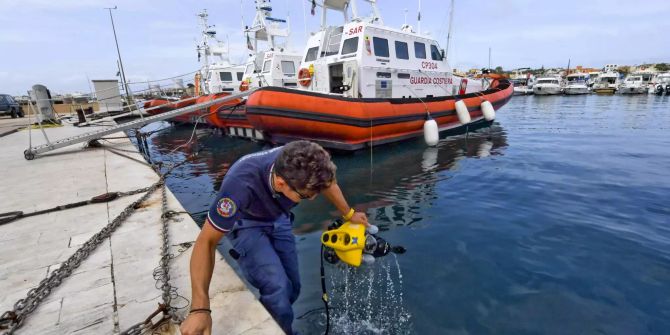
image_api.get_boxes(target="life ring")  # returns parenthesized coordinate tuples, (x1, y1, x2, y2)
(239, 80, 249, 91)
(298, 68, 312, 87)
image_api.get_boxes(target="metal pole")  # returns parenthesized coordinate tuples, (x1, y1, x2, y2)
(445, 0, 454, 61)
(105, 6, 132, 105)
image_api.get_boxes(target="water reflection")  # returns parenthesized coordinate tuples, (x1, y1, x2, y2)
(137, 121, 508, 233)
(320, 125, 508, 233)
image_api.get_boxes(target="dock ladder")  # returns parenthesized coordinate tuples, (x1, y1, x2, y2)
(23, 89, 256, 160)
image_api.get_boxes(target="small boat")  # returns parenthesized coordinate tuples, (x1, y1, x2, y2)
(533, 76, 562, 95)
(563, 73, 590, 95)
(619, 72, 654, 94)
(653, 73, 670, 95)
(592, 71, 619, 94)
(510, 68, 535, 95)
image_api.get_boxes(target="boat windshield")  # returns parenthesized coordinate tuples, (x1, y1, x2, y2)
(304, 47, 319, 62)
(538, 79, 558, 84)
(244, 63, 254, 76)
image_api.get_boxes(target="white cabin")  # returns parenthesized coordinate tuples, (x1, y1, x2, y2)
(207, 66, 245, 93)
(240, 0, 303, 90)
(243, 51, 302, 89)
(295, 0, 483, 99)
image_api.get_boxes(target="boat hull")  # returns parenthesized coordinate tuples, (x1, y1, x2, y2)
(143, 99, 173, 115)
(514, 87, 533, 95)
(564, 86, 589, 95)
(619, 86, 648, 95)
(245, 79, 513, 150)
(533, 86, 561, 95)
(593, 87, 616, 94)
(170, 93, 239, 125)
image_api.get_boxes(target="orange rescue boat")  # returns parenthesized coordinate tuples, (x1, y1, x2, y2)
(245, 79, 513, 150)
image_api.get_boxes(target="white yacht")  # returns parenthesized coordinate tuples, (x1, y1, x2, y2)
(587, 71, 600, 88)
(619, 72, 654, 94)
(196, 10, 245, 94)
(563, 73, 590, 95)
(533, 76, 562, 95)
(592, 71, 620, 94)
(239, 0, 303, 91)
(653, 73, 670, 95)
(510, 69, 535, 95)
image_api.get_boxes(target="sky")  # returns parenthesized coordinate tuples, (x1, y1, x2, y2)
(1, 0, 669, 95)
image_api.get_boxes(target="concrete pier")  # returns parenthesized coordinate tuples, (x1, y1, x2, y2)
(0, 117, 283, 334)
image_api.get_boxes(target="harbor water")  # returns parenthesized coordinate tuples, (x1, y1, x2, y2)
(134, 94, 670, 334)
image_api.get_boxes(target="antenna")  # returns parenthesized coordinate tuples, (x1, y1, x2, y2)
(404, 8, 408, 25)
(417, 0, 421, 34)
(445, 0, 454, 61)
(488, 47, 491, 70)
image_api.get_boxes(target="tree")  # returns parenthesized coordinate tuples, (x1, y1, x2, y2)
(655, 63, 670, 72)
(617, 66, 631, 76)
(495, 66, 503, 73)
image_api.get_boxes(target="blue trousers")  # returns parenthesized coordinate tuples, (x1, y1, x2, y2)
(228, 215, 300, 335)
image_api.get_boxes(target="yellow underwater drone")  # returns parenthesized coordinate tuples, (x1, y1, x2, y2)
(320, 220, 405, 267)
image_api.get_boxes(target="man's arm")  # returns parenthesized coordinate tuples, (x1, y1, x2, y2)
(321, 182, 368, 225)
(180, 219, 225, 335)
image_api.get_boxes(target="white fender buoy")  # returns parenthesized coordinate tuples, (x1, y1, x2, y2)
(455, 100, 471, 125)
(423, 117, 439, 146)
(481, 100, 496, 121)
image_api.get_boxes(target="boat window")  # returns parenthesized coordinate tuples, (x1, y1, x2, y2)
(237, 72, 243, 81)
(376, 72, 391, 78)
(305, 46, 319, 62)
(414, 42, 426, 59)
(373, 37, 389, 58)
(397, 73, 410, 79)
(430, 44, 442, 60)
(341, 37, 359, 54)
(281, 61, 296, 77)
(262, 60, 272, 73)
(395, 41, 409, 60)
(219, 72, 233, 82)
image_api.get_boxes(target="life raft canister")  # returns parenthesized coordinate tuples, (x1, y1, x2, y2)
(458, 78, 468, 95)
(298, 67, 312, 87)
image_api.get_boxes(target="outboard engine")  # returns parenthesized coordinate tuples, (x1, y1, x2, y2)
(655, 84, 664, 95)
(665, 84, 670, 95)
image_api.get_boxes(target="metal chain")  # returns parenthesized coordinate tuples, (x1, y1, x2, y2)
(119, 184, 183, 335)
(0, 178, 165, 335)
(159, 184, 180, 321)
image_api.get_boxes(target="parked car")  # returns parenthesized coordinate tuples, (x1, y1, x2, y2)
(0, 94, 24, 118)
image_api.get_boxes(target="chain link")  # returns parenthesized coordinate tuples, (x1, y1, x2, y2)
(0, 178, 164, 335)
(159, 184, 180, 322)
(0, 157, 191, 335)
(119, 180, 185, 334)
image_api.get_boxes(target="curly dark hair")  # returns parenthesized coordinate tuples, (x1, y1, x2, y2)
(274, 141, 337, 194)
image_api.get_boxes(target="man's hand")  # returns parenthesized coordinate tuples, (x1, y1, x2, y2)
(350, 211, 369, 226)
(180, 312, 212, 335)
